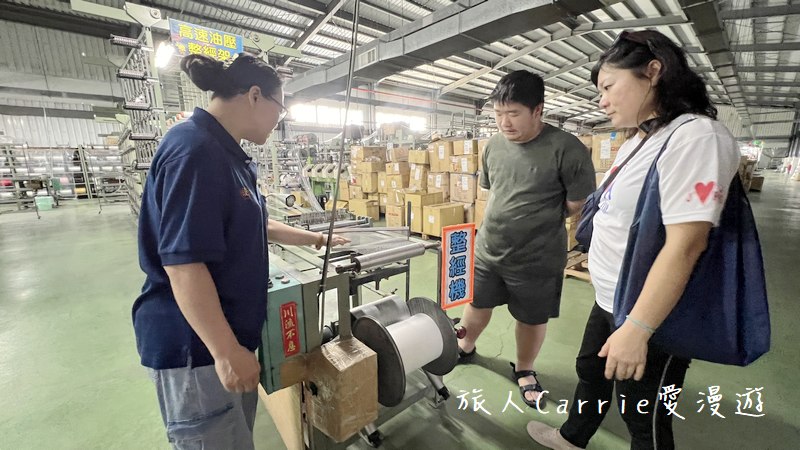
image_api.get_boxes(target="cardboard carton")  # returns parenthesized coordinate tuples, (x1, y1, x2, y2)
(325, 200, 348, 211)
(386, 146, 409, 162)
(427, 172, 450, 200)
(475, 199, 487, 229)
(379, 193, 388, 214)
(409, 164, 429, 191)
(386, 204, 406, 227)
(429, 141, 454, 172)
(449, 155, 479, 174)
(386, 188, 405, 206)
(422, 203, 465, 237)
(348, 199, 380, 220)
(360, 173, 379, 194)
(357, 161, 384, 173)
(591, 132, 627, 171)
(403, 191, 444, 209)
(377, 172, 388, 194)
(385, 162, 410, 176)
(477, 139, 489, 171)
(304, 338, 378, 443)
(450, 174, 478, 203)
(408, 150, 430, 165)
(410, 206, 423, 233)
(350, 146, 386, 162)
(453, 139, 478, 156)
(386, 174, 410, 190)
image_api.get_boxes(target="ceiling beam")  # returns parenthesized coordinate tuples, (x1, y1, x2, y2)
(741, 91, 800, 98)
(738, 66, 800, 73)
(752, 119, 800, 125)
(274, 0, 392, 34)
(680, 0, 753, 130)
(438, 15, 684, 96)
(545, 97, 598, 117)
(545, 81, 595, 102)
(0, 2, 129, 39)
(741, 81, 800, 88)
(730, 42, 800, 52)
(282, 0, 349, 66)
(744, 99, 800, 108)
(720, 4, 800, 20)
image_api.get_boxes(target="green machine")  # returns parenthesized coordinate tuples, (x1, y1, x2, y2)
(258, 248, 352, 395)
(258, 264, 306, 393)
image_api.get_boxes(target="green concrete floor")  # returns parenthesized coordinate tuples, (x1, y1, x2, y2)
(1, 172, 798, 449)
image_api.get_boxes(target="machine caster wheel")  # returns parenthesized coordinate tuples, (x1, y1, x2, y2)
(361, 430, 383, 448)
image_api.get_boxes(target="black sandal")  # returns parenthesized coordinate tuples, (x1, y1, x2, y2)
(457, 345, 476, 364)
(510, 362, 546, 408)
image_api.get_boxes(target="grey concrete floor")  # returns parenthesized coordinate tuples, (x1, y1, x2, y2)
(0, 172, 798, 449)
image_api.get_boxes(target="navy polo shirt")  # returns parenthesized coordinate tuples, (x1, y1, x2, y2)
(133, 108, 269, 369)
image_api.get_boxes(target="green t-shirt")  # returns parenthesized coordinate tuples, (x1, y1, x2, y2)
(476, 124, 595, 274)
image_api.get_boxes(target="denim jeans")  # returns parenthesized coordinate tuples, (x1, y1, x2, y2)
(148, 363, 258, 450)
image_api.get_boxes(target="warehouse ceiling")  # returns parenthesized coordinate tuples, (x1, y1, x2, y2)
(1, 0, 799, 136)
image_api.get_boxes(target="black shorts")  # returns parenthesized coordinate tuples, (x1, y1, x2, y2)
(471, 256, 563, 325)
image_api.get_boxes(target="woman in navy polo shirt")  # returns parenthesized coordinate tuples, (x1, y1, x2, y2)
(133, 53, 348, 449)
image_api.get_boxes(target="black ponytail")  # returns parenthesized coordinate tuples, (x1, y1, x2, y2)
(180, 52, 282, 100)
(180, 54, 227, 92)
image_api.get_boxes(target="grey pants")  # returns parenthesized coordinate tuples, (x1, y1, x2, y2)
(149, 363, 258, 450)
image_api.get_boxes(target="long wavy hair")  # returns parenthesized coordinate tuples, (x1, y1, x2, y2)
(591, 30, 717, 132)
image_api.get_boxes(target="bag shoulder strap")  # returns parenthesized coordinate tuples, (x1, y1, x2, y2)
(598, 132, 653, 193)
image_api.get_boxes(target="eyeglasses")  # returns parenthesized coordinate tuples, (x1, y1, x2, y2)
(610, 30, 657, 54)
(266, 95, 288, 122)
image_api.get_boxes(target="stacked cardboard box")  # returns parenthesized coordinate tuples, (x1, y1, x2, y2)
(749, 176, 765, 192)
(386, 145, 410, 163)
(566, 214, 580, 251)
(427, 172, 450, 200)
(385, 204, 406, 227)
(477, 139, 489, 172)
(385, 161, 410, 192)
(404, 191, 444, 234)
(422, 203, 465, 237)
(379, 193, 388, 214)
(348, 199, 380, 221)
(349, 145, 386, 206)
(450, 174, 478, 204)
(409, 164, 429, 191)
(577, 135, 593, 150)
(474, 199, 487, 229)
(591, 132, 627, 172)
(739, 156, 757, 191)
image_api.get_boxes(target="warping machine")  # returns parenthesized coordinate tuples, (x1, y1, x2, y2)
(260, 227, 460, 449)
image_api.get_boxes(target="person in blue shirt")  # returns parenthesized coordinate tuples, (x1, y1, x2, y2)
(133, 52, 348, 449)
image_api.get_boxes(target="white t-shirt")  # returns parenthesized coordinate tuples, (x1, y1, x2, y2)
(588, 114, 741, 313)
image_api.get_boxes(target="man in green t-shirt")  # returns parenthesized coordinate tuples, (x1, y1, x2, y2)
(458, 70, 595, 408)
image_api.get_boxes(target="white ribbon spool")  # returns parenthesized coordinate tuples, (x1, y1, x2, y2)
(385, 313, 444, 375)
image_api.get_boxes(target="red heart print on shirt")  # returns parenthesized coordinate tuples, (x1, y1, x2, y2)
(694, 181, 716, 204)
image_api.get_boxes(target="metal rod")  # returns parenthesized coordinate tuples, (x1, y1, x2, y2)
(329, 227, 411, 233)
(317, 0, 361, 338)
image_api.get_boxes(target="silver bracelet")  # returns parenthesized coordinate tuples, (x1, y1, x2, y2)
(625, 315, 656, 334)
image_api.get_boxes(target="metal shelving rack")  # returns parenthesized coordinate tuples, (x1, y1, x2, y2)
(1, 145, 37, 215)
(81, 146, 128, 211)
(112, 11, 167, 217)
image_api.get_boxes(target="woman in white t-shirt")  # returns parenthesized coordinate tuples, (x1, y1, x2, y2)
(527, 30, 740, 449)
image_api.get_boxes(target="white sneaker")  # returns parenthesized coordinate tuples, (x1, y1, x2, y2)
(526, 421, 581, 449)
